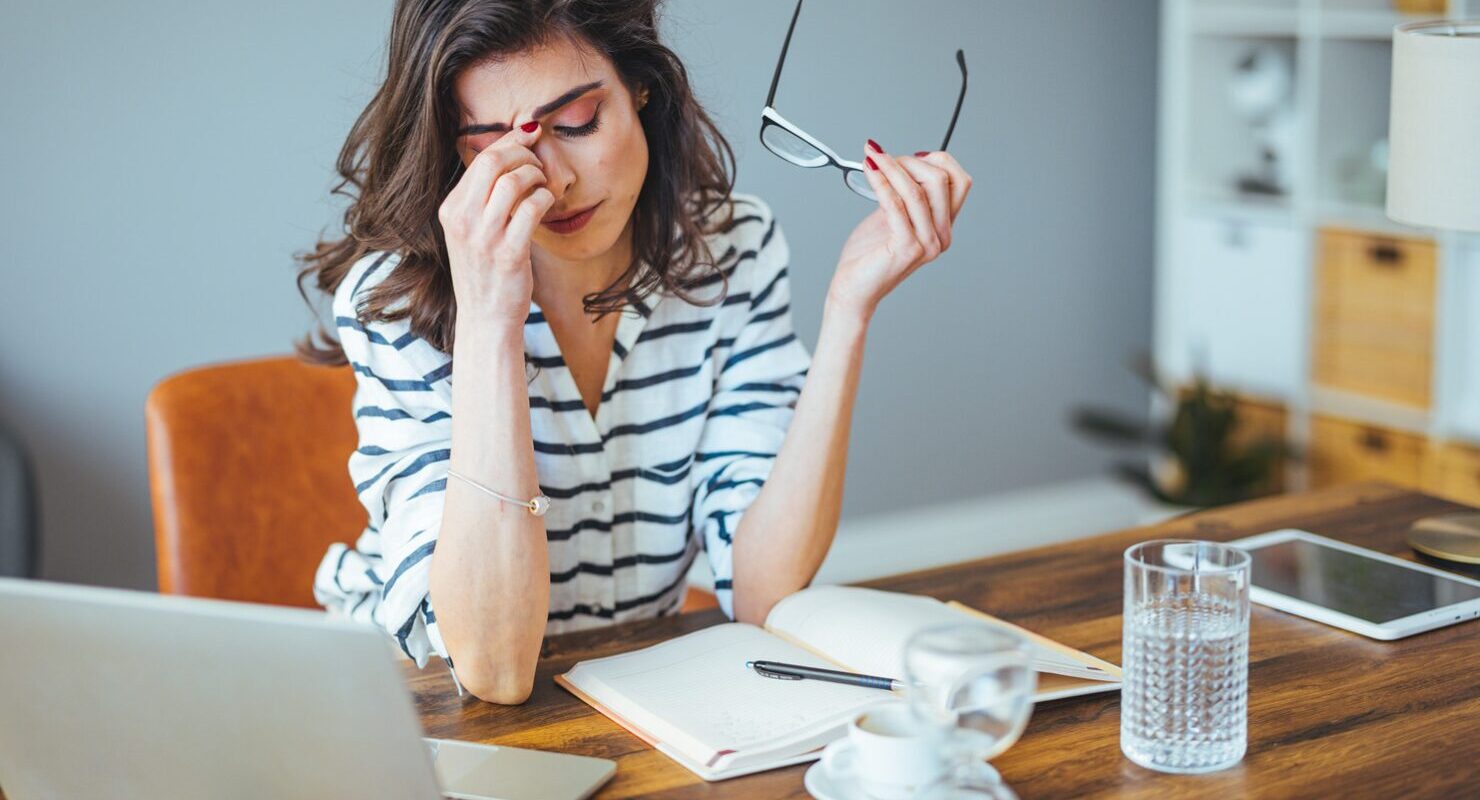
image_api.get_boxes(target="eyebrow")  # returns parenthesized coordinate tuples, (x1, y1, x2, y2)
(456, 80, 605, 136)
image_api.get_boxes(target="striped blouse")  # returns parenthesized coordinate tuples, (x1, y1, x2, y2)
(312, 192, 811, 679)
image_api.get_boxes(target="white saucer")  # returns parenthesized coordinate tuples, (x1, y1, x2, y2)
(803, 759, 1002, 800)
(803, 759, 865, 800)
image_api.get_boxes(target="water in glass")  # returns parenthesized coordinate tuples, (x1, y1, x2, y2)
(1120, 540, 1251, 774)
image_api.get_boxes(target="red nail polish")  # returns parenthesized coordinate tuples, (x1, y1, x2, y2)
(865, 156, 878, 171)
(867, 139, 884, 154)
(914, 151, 930, 157)
(520, 121, 539, 133)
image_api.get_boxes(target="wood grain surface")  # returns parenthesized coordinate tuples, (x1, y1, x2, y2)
(6, 483, 1468, 799)
(404, 482, 1480, 799)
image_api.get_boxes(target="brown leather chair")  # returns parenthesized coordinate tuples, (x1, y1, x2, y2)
(146, 355, 719, 613)
(147, 356, 363, 607)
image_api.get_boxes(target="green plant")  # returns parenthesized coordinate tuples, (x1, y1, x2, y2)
(1070, 359, 1298, 508)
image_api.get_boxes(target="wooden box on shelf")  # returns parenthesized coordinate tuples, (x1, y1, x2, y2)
(1311, 227, 1436, 409)
(1393, 0, 1447, 15)
(1309, 414, 1426, 491)
(1423, 440, 1480, 507)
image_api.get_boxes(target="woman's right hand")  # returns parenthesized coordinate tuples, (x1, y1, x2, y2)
(438, 122, 556, 327)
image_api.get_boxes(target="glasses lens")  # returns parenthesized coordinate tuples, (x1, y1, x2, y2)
(844, 168, 876, 200)
(762, 122, 830, 168)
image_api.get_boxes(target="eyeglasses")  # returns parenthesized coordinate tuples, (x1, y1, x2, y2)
(760, 0, 968, 201)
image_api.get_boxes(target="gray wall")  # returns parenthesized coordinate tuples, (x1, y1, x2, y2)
(0, 0, 1158, 590)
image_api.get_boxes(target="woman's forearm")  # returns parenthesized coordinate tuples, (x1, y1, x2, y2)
(731, 293, 870, 625)
(427, 321, 550, 704)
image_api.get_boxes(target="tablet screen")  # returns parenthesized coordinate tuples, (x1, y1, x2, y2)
(1249, 538, 1480, 623)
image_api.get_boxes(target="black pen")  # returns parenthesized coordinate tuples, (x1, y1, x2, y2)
(745, 659, 904, 691)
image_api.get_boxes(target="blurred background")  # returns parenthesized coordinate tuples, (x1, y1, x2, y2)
(1, 0, 1476, 595)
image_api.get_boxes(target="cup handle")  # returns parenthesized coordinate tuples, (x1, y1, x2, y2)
(821, 739, 855, 779)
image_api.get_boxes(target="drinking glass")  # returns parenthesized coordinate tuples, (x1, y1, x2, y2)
(1121, 540, 1251, 774)
(903, 623, 1036, 799)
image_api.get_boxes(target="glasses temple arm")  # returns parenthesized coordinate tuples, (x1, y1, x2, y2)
(766, 0, 807, 108)
(940, 49, 968, 152)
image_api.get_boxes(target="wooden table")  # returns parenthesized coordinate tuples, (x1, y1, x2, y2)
(406, 483, 1480, 798)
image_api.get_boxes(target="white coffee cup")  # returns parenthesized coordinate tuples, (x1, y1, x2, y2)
(821, 701, 949, 800)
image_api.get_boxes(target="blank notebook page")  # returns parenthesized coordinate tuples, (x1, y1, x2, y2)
(766, 586, 1081, 679)
(765, 586, 952, 678)
(569, 623, 884, 759)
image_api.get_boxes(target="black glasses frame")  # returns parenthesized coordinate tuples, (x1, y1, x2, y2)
(760, 0, 968, 200)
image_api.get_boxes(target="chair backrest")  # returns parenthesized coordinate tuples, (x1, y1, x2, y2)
(146, 356, 362, 607)
(0, 419, 37, 578)
(147, 355, 722, 614)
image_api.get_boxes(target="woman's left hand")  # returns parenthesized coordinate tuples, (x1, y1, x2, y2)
(828, 142, 972, 321)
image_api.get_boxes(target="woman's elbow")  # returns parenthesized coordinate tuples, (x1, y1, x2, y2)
(456, 659, 537, 705)
(732, 586, 782, 626)
(443, 634, 539, 705)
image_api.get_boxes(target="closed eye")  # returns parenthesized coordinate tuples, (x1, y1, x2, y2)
(555, 115, 601, 138)
(554, 101, 603, 138)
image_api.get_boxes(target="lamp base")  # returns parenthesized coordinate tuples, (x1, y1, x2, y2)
(1408, 512, 1480, 576)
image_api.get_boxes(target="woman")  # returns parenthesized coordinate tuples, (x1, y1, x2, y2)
(300, 0, 971, 704)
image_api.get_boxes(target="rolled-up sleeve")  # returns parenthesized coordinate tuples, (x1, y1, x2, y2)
(312, 252, 455, 671)
(689, 209, 812, 619)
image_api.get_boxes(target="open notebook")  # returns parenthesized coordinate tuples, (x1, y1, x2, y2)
(556, 586, 1121, 781)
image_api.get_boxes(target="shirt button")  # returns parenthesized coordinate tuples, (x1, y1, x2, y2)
(592, 499, 605, 512)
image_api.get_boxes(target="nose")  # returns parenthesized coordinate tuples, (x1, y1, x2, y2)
(530, 138, 575, 206)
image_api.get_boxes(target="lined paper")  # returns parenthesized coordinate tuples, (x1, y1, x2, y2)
(567, 623, 885, 760)
(766, 586, 1085, 678)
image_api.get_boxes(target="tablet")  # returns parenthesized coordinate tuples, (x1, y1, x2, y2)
(1229, 528, 1480, 640)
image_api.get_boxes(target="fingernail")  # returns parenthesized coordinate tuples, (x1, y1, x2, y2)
(520, 121, 539, 133)
(865, 156, 878, 171)
(914, 151, 930, 157)
(867, 138, 884, 154)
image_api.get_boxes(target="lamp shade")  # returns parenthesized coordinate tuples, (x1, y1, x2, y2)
(1386, 20, 1480, 233)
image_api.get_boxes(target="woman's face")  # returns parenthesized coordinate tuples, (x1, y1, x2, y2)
(453, 36, 649, 267)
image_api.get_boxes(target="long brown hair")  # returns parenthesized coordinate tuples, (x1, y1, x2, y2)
(295, 0, 739, 365)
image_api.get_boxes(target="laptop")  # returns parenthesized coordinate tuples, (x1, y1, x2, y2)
(0, 578, 615, 800)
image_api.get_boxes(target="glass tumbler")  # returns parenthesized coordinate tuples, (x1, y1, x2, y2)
(1121, 540, 1251, 774)
(904, 623, 1036, 799)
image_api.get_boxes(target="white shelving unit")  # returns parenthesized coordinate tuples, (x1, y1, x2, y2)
(1154, 0, 1480, 492)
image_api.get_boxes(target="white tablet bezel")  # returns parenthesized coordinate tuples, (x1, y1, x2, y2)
(1229, 528, 1480, 640)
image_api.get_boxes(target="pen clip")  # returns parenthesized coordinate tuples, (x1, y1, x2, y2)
(751, 663, 802, 680)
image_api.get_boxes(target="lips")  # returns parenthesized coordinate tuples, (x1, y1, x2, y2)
(541, 200, 602, 234)
(545, 203, 598, 223)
